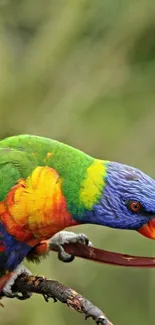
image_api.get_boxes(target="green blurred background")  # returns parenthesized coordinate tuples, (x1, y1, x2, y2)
(1, 0, 155, 324)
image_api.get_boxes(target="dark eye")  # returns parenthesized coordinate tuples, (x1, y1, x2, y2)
(127, 200, 143, 213)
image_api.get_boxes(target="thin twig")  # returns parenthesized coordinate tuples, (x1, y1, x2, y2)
(11, 274, 113, 325)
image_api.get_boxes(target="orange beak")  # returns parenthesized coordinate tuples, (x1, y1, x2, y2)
(138, 219, 155, 239)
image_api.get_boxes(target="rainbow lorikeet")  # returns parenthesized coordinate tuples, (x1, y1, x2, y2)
(0, 134, 155, 299)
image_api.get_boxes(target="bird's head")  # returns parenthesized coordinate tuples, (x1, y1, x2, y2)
(83, 161, 155, 240)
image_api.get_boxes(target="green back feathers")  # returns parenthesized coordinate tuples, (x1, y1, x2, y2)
(0, 134, 108, 216)
(0, 147, 36, 201)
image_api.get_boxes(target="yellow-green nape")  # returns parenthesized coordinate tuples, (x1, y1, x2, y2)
(79, 159, 109, 210)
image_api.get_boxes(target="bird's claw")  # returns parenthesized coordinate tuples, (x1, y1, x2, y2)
(57, 245, 75, 263)
(85, 314, 108, 325)
(49, 231, 93, 263)
(3, 265, 32, 300)
(96, 316, 108, 325)
(4, 291, 31, 300)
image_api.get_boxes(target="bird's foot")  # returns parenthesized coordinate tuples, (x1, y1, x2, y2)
(49, 231, 93, 263)
(3, 265, 32, 300)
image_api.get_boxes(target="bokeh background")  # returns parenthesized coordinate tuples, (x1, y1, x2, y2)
(1, 1, 155, 324)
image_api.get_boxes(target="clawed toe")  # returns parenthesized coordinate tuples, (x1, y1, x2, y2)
(15, 292, 32, 300)
(51, 243, 75, 263)
(74, 233, 89, 245)
(50, 231, 93, 263)
(4, 291, 31, 300)
(2, 265, 32, 300)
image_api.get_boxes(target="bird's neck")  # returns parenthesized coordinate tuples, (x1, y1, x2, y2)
(66, 159, 109, 221)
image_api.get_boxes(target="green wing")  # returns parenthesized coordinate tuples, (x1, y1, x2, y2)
(0, 148, 36, 201)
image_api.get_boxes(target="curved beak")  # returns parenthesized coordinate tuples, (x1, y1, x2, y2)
(138, 219, 155, 239)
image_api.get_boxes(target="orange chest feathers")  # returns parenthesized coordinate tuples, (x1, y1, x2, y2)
(0, 166, 77, 246)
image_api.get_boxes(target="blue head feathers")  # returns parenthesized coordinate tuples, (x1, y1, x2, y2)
(83, 161, 155, 239)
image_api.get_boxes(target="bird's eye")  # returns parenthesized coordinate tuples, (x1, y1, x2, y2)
(127, 201, 142, 213)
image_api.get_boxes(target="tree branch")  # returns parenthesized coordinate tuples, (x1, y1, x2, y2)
(51, 243, 155, 267)
(11, 274, 113, 325)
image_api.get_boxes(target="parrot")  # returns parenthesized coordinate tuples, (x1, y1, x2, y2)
(0, 134, 155, 300)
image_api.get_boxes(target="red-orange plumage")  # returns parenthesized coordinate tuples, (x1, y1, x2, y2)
(0, 166, 78, 247)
